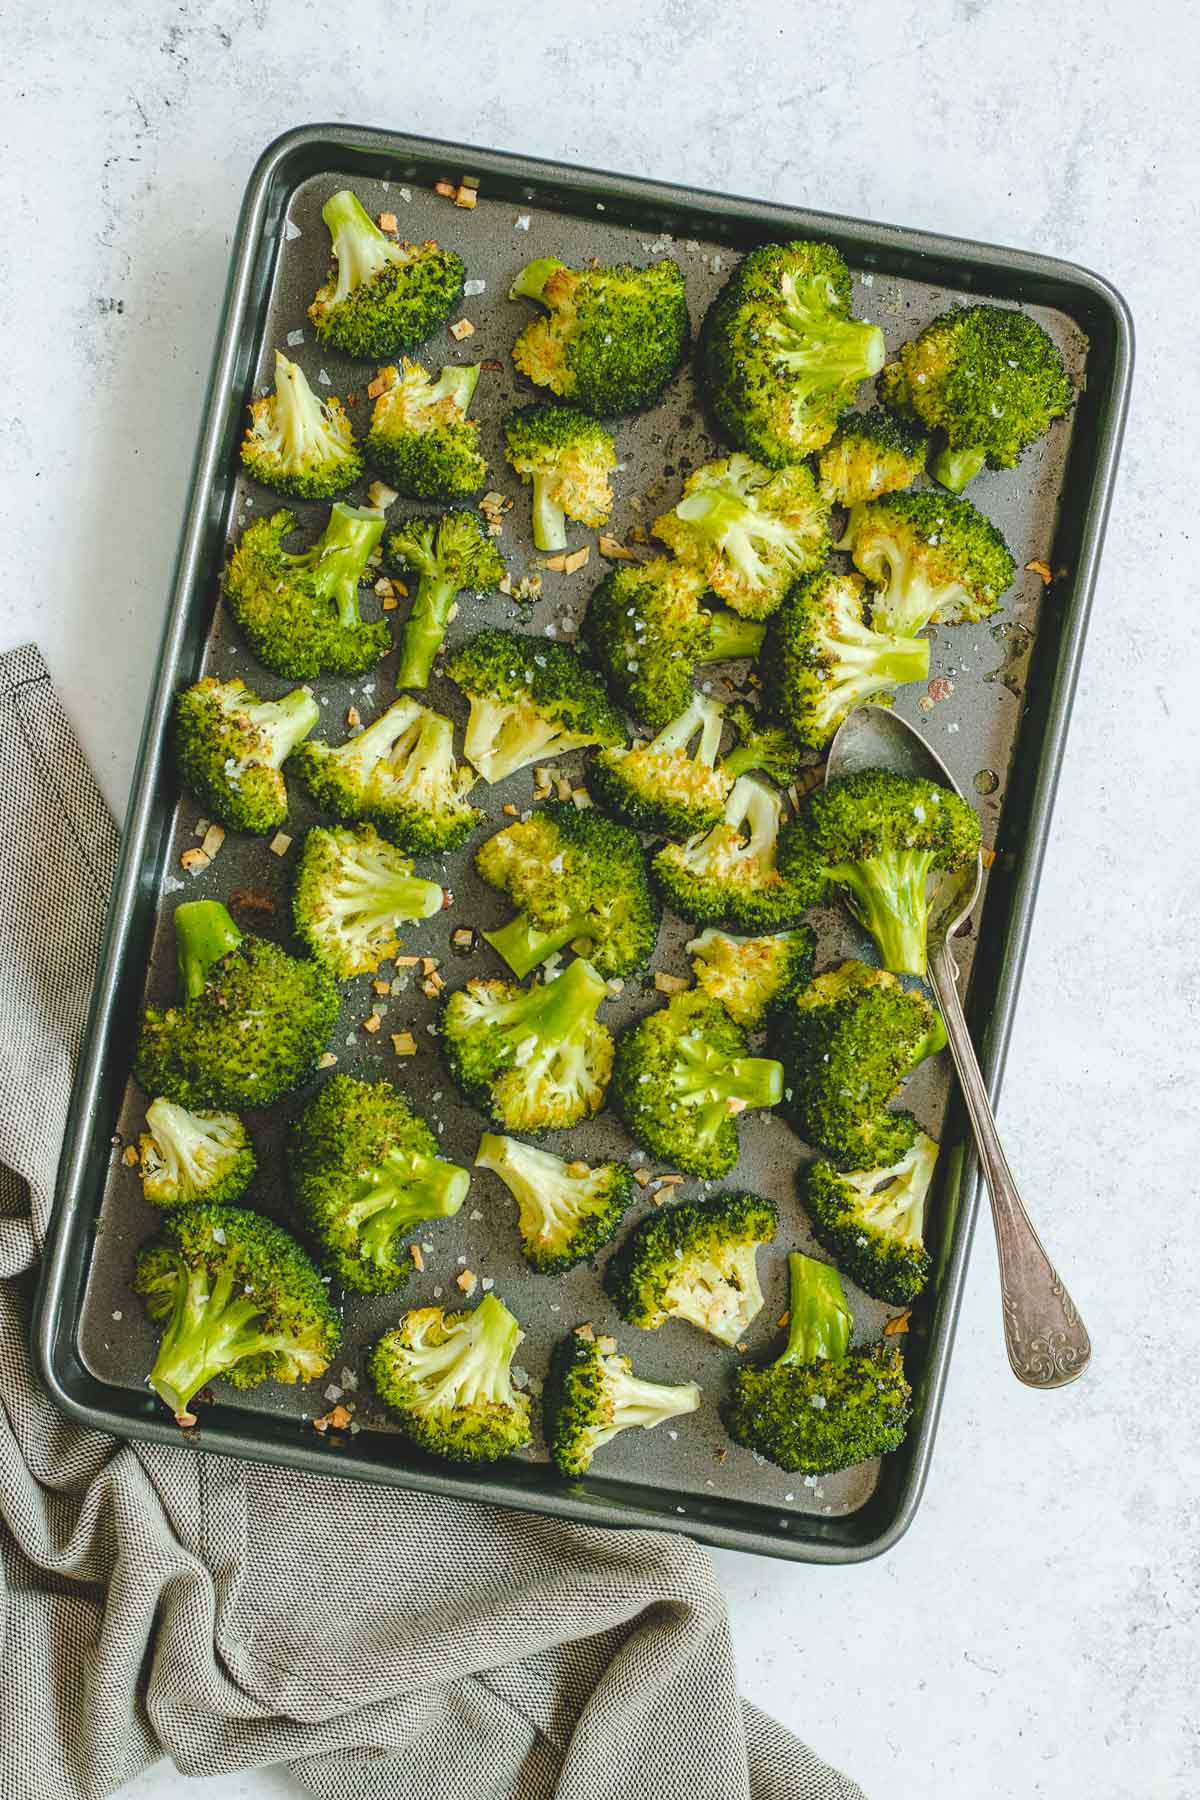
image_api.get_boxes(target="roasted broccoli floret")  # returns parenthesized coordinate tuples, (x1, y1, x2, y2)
(385, 510, 506, 689)
(718, 700, 807, 786)
(816, 407, 926, 507)
(308, 189, 465, 360)
(239, 351, 362, 499)
(653, 455, 831, 620)
(365, 359, 487, 499)
(134, 901, 339, 1110)
(606, 1191, 777, 1345)
(589, 694, 729, 838)
(444, 628, 625, 783)
(772, 960, 946, 1167)
(221, 503, 389, 680)
(702, 241, 885, 464)
(138, 1098, 256, 1208)
(802, 1131, 938, 1305)
(759, 569, 930, 751)
(503, 405, 617, 552)
(612, 989, 783, 1178)
(787, 770, 981, 975)
(880, 305, 1072, 493)
(289, 1075, 469, 1292)
(290, 696, 482, 854)
(544, 1328, 701, 1476)
(475, 801, 659, 980)
(474, 1133, 633, 1273)
(839, 491, 1015, 636)
(725, 1251, 911, 1472)
(134, 1204, 339, 1420)
(292, 824, 444, 980)
(581, 559, 765, 730)
(369, 1294, 532, 1464)
(686, 926, 815, 1030)
(172, 677, 318, 835)
(441, 957, 613, 1133)
(651, 776, 809, 933)
(509, 256, 688, 416)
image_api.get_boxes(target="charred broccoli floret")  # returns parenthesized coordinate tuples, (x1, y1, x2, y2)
(385, 509, 506, 689)
(444, 628, 625, 784)
(653, 455, 831, 619)
(702, 241, 885, 464)
(239, 351, 362, 499)
(590, 695, 732, 838)
(839, 491, 1015, 636)
(787, 770, 981, 975)
(606, 1190, 777, 1345)
(581, 559, 765, 731)
(134, 901, 339, 1110)
(292, 824, 444, 980)
(475, 801, 659, 980)
(503, 405, 617, 552)
(651, 776, 809, 933)
(816, 407, 926, 507)
(365, 359, 487, 499)
(134, 1204, 339, 1420)
(686, 926, 815, 1030)
(172, 677, 318, 835)
(308, 189, 465, 360)
(772, 960, 946, 1167)
(509, 256, 688, 415)
(290, 697, 482, 854)
(880, 304, 1072, 492)
(725, 1252, 911, 1472)
(138, 1098, 256, 1208)
(221, 504, 389, 680)
(544, 1328, 701, 1476)
(441, 957, 613, 1133)
(474, 1133, 633, 1273)
(369, 1294, 532, 1463)
(759, 569, 930, 750)
(289, 1075, 469, 1292)
(612, 989, 783, 1178)
(802, 1131, 938, 1305)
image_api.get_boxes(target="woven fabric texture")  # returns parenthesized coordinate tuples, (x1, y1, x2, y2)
(0, 642, 866, 1800)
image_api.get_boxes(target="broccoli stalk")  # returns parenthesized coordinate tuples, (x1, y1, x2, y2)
(369, 1295, 532, 1463)
(509, 257, 567, 302)
(175, 901, 244, 1000)
(665, 1031, 781, 1150)
(931, 444, 988, 494)
(829, 847, 937, 975)
(240, 352, 362, 498)
(504, 406, 617, 553)
(146, 1256, 283, 1415)
(304, 505, 386, 629)
(322, 189, 399, 297)
(544, 1329, 701, 1476)
(343, 1155, 466, 1270)
(387, 511, 506, 688)
(780, 1251, 853, 1366)
(474, 1133, 633, 1272)
(482, 909, 590, 980)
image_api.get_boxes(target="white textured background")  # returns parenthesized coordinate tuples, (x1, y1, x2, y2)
(5, 2, 1198, 1796)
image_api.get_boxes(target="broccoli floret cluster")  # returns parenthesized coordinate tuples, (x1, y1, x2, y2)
(239, 352, 362, 499)
(686, 926, 815, 1030)
(839, 490, 1015, 636)
(612, 988, 783, 1178)
(445, 628, 625, 783)
(816, 407, 926, 507)
(802, 1131, 938, 1305)
(134, 902, 339, 1110)
(476, 801, 659, 980)
(138, 1098, 256, 1208)
(173, 677, 319, 834)
(134, 1204, 339, 1418)
(606, 1190, 777, 1346)
(308, 189, 465, 360)
(651, 775, 809, 933)
(365, 360, 487, 499)
(702, 241, 885, 464)
(724, 1252, 911, 1473)
(589, 694, 733, 839)
(544, 1327, 701, 1476)
(289, 1074, 469, 1292)
(503, 405, 617, 552)
(221, 504, 390, 680)
(652, 455, 831, 620)
(509, 256, 688, 415)
(474, 1133, 633, 1273)
(292, 824, 445, 980)
(370, 1294, 532, 1464)
(385, 509, 507, 689)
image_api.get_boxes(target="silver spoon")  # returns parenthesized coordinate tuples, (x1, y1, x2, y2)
(825, 705, 1091, 1389)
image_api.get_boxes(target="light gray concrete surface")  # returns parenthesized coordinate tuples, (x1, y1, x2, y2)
(5, 2, 1198, 1796)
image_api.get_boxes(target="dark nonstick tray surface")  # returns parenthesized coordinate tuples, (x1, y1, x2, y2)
(35, 125, 1131, 1562)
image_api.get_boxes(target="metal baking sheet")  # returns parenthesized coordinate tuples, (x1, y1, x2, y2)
(34, 125, 1132, 1562)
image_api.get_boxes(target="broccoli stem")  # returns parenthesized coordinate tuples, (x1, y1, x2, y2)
(322, 189, 397, 292)
(651, 694, 727, 763)
(772, 309, 886, 388)
(931, 442, 988, 493)
(299, 503, 387, 624)
(433, 364, 481, 412)
(828, 849, 937, 976)
(604, 1360, 700, 1433)
(396, 574, 459, 689)
(672, 1034, 783, 1144)
(174, 901, 243, 1001)
(246, 687, 321, 764)
(344, 1154, 470, 1268)
(701, 611, 767, 661)
(147, 1261, 280, 1413)
(509, 257, 566, 303)
(498, 956, 606, 1048)
(777, 1251, 852, 1368)
(483, 911, 592, 980)
(530, 474, 567, 553)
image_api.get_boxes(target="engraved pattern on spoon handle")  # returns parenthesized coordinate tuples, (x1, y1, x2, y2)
(929, 937, 1091, 1389)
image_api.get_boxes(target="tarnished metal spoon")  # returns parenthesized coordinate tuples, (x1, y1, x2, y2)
(825, 705, 1091, 1389)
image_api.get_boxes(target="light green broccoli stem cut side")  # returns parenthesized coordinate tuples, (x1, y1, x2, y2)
(434, 364, 481, 411)
(483, 912, 593, 981)
(246, 687, 322, 763)
(826, 848, 937, 977)
(397, 575, 460, 688)
(596, 1359, 702, 1445)
(509, 257, 566, 303)
(147, 1262, 286, 1414)
(931, 442, 988, 493)
(669, 1032, 783, 1147)
(418, 1293, 522, 1409)
(322, 189, 403, 299)
(174, 901, 243, 1001)
(769, 299, 886, 393)
(298, 504, 386, 625)
(343, 1154, 469, 1267)
(650, 694, 728, 764)
(778, 1251, 852, 1367)
(701, 612, 767, 662)
(530, 474, 567, 553)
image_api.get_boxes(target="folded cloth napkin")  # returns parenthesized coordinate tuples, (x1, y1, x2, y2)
(0, 643, 866, 1800)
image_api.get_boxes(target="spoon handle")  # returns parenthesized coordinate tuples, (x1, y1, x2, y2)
(928, 937, 1091, 1389)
